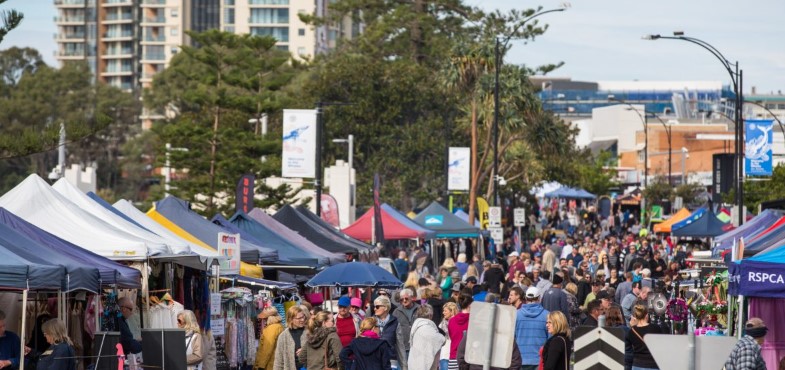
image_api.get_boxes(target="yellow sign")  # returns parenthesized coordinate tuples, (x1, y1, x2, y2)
(477, 197, 490, 230)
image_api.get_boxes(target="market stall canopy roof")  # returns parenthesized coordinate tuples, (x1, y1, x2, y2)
(343, 203, 436, 241)
(296, 206, 378, 250)
(544, 186, 596, 199)
(0, 174, 165, 259)
(273, 205, 369, 254)
(0, 207, 141, 288)
(652, 208, 691, 233)
(453, 210, 481, 227)
(671, 207, 728, 238)
(413, 201, 481, 238)
(713, 209, 784, 255)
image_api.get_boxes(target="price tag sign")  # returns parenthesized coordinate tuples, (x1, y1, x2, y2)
(514, 208, 526, 227)
(210, 293, 222, 316)
(489, 227, 503, 245)
(211, 318, 225, 336)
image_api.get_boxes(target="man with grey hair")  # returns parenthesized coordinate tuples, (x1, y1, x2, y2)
(640, 268, 653, 289)
(392, 288, 420, 370)
(408, 304, 444, 370)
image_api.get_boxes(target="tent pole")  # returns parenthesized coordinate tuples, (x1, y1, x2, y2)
(143, 259, 150, 329)
(20, 288, 28, 370)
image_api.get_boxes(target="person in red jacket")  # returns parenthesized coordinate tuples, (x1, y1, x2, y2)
(335, 296, 360, 348)
(447, 293, 473, 368)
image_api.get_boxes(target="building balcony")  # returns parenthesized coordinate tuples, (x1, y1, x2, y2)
(57, 33, 86, 40)
(142, 15, 166, 24)
(104, 13, 134, 23)
(103, 0, 133, 6)
(102, 50, 134, 59)
(141, 0, 166, 5)
(55, 0, 86, 7)
(142, 53, 166, 61)
(143, 34, 166, 42)
(56, 50, 86, 59)
(102, 32, 134, 40)
(54, 16, 86, 24)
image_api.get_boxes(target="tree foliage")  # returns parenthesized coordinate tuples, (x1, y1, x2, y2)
(744, 164, 785, 212)
(0, 0, 22, 45)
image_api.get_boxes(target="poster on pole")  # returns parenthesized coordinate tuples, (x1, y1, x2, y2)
(218, 232, 241, 275)
(744, 119, 773, 176)
(448, 147, 470, 191)
(282, 109, 317, 178)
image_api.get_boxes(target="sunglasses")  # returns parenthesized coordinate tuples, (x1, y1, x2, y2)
(177, 319, 184, 324)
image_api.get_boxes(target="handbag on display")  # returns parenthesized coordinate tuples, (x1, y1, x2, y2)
(305, 292, 323, 306)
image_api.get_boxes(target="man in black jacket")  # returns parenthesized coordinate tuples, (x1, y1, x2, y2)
(117, 297, 142, 356)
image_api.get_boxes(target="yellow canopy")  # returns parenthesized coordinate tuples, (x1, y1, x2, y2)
(652, 208, 692, 233)
(146, 208, 263, 278)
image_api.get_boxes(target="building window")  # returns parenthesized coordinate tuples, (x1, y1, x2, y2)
(298, 28, 305, 36)
(224, 26, 235, 32)
(249, 8, 289, 24)
(171, 9, 178, 17)
(224, 0, 234, 4)
(171, 27, 178, 36)
(249, 0, 288, 4)
(171, 47, 179, 54)
(250, 27, 289, 42)
(224, 8, 235, 24)
(297, 47, 306, 56)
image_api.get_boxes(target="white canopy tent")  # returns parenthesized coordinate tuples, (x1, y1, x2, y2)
(53, 179, 192, 255)
(0, 174, 171, 259)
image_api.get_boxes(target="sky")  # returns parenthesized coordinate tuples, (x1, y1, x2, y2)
(4, 0, 785, 94)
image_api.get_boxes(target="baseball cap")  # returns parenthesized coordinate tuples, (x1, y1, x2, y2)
(452, 283, 463, 292)
(350, 298, 362, 308)
(525, 287, 540, 299)
(509, 251, 519, 257)
(596, 290, 611, 301)
(338, 296, 351, 307)
(465, 276, 477, 284)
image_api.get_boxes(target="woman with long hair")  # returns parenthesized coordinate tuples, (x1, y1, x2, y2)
(626, 304, 661, 370)
(255, 306, 284, 370)
(438, 302, 458, 370)
(35, 319, 76, 370)
(541, 311, 572, 370)
(273, 306, 309, 370)
(447, 294, 472, 369)
(339, 317, 393, 370)
(177, 310, 203, 370)
(299, 311, 342, 370)
(606, 306, 633, 370)
(563, 283, 583, 332)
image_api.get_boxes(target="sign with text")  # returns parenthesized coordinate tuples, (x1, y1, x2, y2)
(489, 227, 503, 245)
(218, 232, 241, 275)
(744, 119, 773, 176)
(210, 293, 222, 316)
(211, 318, 225, 336)
(281, 109, 317, 178)
(447, 147, 470, 191)
(513, 208, 526, 227)
(488, 206, 502, 227)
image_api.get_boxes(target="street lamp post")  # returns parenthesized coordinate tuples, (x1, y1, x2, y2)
(645, 32, 744, 226)
(647, 113, 673, 185)
(492, 6, 568, 206)
(314, 102, 353, 217)
(744, 100, 785, 137)
(610, 98, 648, 187)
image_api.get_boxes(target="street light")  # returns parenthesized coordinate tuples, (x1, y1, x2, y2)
(609, 97, 648, 187)
(744, 100, 785, 137)
(646, 112, 673, 186)
(332, 135, 354, 170)
(315, 101, 353, 217)
(644, 31, 745, 226)
(493, 5, 569, 206)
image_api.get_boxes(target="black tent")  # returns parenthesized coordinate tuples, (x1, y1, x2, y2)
(274, 205, 369, 254)
(413, 201, 481, 238)
(671, 207, 728, 238)
(295, 206, 373, 251)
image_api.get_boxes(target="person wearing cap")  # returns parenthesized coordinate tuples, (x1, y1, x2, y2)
(724, 317, 768, 370)
(506, 252, 524, 282)
(349, 298, 366, 320)
(540, 272, 569, 322)
(336, 296, 361, 348)
(515, 287, 549, 370)
(464, 276, 479, 295)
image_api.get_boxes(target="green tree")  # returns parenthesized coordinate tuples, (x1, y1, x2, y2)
(744, 163, 785, 212)
(0, 0, 22, 45)
(574, 150, 618, 196)
(642, 176, 672, 207)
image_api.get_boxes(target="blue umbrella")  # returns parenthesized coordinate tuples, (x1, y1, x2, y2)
(305, 262, 402, 288)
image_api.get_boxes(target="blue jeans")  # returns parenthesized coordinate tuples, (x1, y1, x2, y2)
(439, 359, 449, 370)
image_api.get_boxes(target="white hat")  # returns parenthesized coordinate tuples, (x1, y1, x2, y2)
(525, 286, 540, 299)
(509, 252, 520, 257)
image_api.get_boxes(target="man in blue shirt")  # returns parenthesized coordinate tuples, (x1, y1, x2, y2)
(0, 309, 31, 369)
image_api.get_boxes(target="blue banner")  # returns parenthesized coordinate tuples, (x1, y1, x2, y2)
(737, 260, 785, 298)
(744, 119, 774, 176)
(727, 262, 740, 296)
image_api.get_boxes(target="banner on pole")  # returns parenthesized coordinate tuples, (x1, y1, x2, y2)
(373, 173, 384, 246)
(744, 119, 773, 176)
(282, 109, 317, 178)
(235, 174, 255, 214)
(218, 232, 241, 275)
(448, 147, 470, 191)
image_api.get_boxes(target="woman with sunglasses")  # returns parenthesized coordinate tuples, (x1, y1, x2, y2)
(177, 310, 203, 370)
(373, 295, 399, 368)
(273, 306, 309, 370)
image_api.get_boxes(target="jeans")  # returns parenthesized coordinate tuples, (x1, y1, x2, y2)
(439, 359, 449, 370)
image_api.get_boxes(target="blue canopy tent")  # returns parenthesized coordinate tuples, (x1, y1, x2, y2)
(0, 221, 101, 292)
(671, 207, 728, 238)
(154, 196, 279, 263)
(0, 245, 65, 291)
(729, 241, 785, 298)
(413, 201, 481, 238)
(713, 209, 783, 255)
(0, 208, 141, 288)
(544, 186, 596, 199)
(228, 212, 343, 266)
(453, 210, 481, 227)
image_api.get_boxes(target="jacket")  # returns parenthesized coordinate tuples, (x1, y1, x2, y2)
(185, 331, 204, 370)
(447, 312, 470, 359)
(255, 322, 284, 369)
(514, 303, 549, 366)
(273, 328, 299, 370)
(541, 333, 571, 370)
(540, 288, 569, 321)
(456, 335, 521, 370)
(394, 304, 419, 370)
(298, 327, 343, 370)
(340, 333, 393, 370)
(35, 342, 76, 370)
(202, 333, 217, 370)
(376, 314, 399, 361)
(407, 319, 445, 370)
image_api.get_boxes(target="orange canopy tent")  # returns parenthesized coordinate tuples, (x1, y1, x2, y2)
(653, 208, 692, 233)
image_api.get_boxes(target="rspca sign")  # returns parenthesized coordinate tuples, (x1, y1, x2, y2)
(734, 260, 785, 298)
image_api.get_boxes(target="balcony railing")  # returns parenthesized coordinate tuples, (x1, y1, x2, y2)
(144, 53, 166, 60)
(143, 16, 165, 23)
(55, 0, 86, 6)
(144, 35, 165, 42)
(55, 16, 86, 23)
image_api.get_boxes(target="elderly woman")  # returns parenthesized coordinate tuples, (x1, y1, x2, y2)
(273, 305, 309, 370)
(177, 310, 203, 370)
(36, 319, 76, 370)
(407, 305, 445, 370)
(541, 311, 572, 370)
(255, 306, 284, 370)
(374, 295, 400, 368)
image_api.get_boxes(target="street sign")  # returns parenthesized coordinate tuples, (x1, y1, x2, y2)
(465, 302, 516, 368)
(488, 206, 502, 227)
(573, 326, 625, 370)
(646, 334, 737, 370)
(513, 208, 526, 227)
(489, 227, 503, 245)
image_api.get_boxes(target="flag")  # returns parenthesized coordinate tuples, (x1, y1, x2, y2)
(477, 197, 490, 230)
(373, 173, 384, 246)
(512, 228, 521, 254)
(320, 194, 340, 227)
(235, 174, 255, 214)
